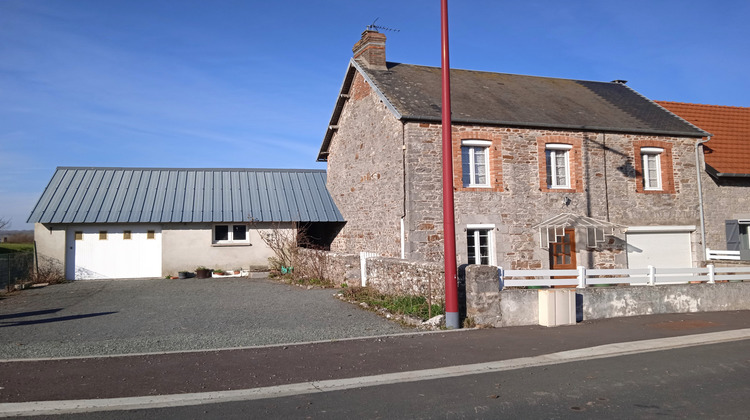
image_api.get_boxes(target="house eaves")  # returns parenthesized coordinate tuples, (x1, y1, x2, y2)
(317, 59, 403, 162)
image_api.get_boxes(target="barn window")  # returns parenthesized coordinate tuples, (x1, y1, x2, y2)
(123, 231, 132, 240)
(99, 231, 107, 240)
(75, 231, 83, 240)
(213, 224, 249, 245)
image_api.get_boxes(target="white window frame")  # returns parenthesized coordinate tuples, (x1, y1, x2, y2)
(545, 143, 572, 189)
(212, 224, 250, 245)
(466, 224, 495, 265)
(641, 147, 663, 191)
(461, 140, 492, 188)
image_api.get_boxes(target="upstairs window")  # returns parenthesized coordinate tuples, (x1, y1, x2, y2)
(213, 224, 249, 245)
(461, 140, 491, 187)
(545, 144, 572, 189)
(641, 147, 663, 191)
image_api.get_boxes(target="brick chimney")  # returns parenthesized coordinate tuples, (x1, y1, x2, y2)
(353, 30, 387, 70)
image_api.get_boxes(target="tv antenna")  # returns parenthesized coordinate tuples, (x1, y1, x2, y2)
(366, 17, 400, 33)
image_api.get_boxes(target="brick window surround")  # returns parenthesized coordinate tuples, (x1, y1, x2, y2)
(633, 140, 675, 194)
(537, 136, 583, 193)
(452, 131, 503, 192)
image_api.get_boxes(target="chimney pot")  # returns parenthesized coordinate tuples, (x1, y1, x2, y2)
(353, 30, 387, 70)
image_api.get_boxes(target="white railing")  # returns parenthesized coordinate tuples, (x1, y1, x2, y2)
(707, 248, 741, 261)
(497, 264, 750, 289)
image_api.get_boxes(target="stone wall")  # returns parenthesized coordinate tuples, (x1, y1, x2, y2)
(296, 248, 444, 301)
(296, 248, 360, 287)
(701, 171, 750, 252)
(405, 124, 702, 269)
(366, 257, 444, 302)
(325, 71, 405, 258)
(464, 265, 750, 327)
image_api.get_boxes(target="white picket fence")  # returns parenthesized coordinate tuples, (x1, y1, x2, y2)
(498, 264, 750, 289)
(706, 248, 741, 261)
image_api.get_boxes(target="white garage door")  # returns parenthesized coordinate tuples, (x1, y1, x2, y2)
(65, 226, 162, 280)
(626, 228, 693, 269)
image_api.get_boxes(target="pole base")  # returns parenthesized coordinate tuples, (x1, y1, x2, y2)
(445, 312, 460, 329)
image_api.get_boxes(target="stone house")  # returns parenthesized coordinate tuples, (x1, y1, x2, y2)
(28, 167, 344, 280)
(656, 101, 750, 261)
(317, 30, 709, 271)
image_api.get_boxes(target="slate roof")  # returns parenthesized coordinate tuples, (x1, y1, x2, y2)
(318, 60, 708, 161)
(656, 101, 750, 177)
(28, 167, 345, 224)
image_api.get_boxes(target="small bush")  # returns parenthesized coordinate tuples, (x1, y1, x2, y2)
(26, 257, 66, 285)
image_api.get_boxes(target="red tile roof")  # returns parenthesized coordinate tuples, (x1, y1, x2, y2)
(656, 101, 750, 175)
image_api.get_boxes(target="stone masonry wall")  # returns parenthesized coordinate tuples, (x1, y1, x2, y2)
(326, 71, 405, 258)
(701, 171, 750, 252)
(296, 248, 445, 301)
(405, 123, 702, 269)
(366, 257, 445, 302)
(296, 247, 360, 287)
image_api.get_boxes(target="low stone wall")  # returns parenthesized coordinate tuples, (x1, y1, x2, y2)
(296, 249, 444, 301)
(366, 257, 444, 302)
(296, 248, 360, 287)
(465, 265, 750, 327)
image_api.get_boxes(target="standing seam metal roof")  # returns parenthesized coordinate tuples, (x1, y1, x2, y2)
(28, 167, 345, 224)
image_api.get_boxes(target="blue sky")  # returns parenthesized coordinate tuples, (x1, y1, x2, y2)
(2, 0, 748, 230)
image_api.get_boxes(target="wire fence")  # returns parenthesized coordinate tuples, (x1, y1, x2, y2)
(0, 252, 33, 291)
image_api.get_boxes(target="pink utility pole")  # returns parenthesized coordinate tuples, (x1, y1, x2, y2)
(440, 0, 459, 329)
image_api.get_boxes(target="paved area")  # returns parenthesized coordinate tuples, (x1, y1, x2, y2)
(0, 277, 409, 359)
(1, 310, 749, 407)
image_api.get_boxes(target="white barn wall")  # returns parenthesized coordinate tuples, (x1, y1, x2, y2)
(161, 223, 295, 275)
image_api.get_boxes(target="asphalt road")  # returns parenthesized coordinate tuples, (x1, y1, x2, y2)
(17, 338, 750, 419)
(0, 277, 409, 359)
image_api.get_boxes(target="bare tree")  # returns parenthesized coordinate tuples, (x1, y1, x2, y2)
(253, 221, 299, 271)
(0, 218, 9, 231)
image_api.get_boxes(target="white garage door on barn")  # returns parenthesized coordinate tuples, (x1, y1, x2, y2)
(65, 226, 162, 280)
(626, 226, 695, 269)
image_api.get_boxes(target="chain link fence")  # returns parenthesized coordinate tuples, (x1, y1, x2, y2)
(1, 252, 34, 292)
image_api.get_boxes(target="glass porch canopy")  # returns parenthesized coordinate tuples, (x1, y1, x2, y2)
(533, 213, 626, 249)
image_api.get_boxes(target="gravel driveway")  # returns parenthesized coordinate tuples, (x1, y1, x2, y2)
(0, 277, 409, 359)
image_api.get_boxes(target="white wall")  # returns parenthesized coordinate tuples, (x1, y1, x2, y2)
(161, 222, 295, 275)
(34, 223, 67, 272)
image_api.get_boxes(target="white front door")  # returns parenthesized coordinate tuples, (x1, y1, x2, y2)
(66, 226, 162, 280)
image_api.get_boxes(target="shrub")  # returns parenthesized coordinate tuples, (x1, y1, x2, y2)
(26, 256, 65, 285)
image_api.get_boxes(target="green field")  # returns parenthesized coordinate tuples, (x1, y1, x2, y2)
(0, 243, 34, 254)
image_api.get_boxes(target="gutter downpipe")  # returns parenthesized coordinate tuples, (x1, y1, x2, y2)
(695, 136, 711, 262)
(441, 0, 459, 329)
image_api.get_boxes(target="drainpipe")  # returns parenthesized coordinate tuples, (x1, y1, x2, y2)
(401, 121, 407, 260)
(695, 136, 711, 262)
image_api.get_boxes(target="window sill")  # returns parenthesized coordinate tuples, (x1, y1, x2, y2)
(211, 243, 252, 247)
(638, 189, 672, 194)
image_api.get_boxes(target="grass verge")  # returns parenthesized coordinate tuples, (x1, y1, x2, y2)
(340, 286, 444, 321)
(0, 243, 34, 254)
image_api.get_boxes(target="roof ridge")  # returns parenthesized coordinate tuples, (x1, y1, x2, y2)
(386, 61, 619, 85)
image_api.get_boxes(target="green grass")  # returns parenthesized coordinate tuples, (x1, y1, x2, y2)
(342, 286, 444, 321)
(0, 243, 33, 254)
